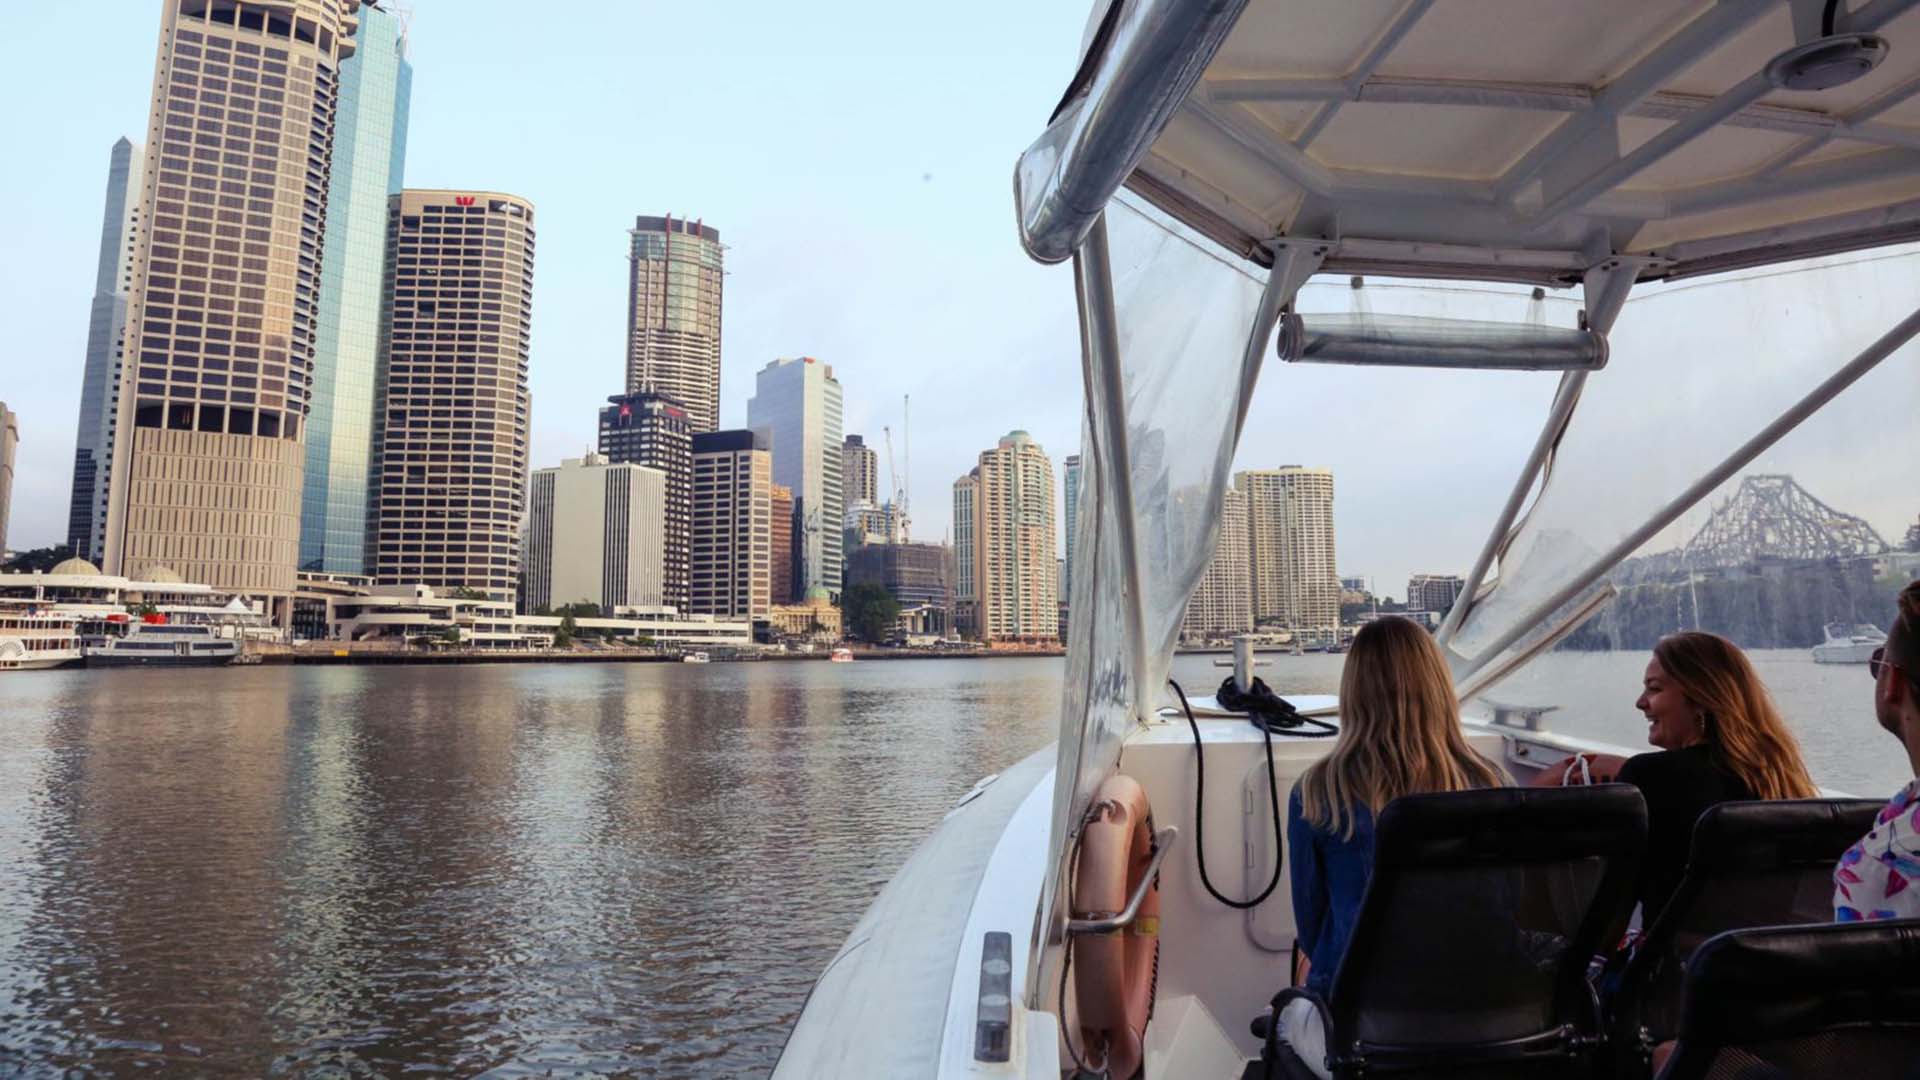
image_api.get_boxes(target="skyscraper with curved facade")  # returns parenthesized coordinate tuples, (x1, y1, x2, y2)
(300, 0, 410, 574)
(103, 0, 363, 602)
(367, 190, 536, 601)
(627, 215, 723, 433)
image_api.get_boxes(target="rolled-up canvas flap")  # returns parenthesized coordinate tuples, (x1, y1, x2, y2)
(1277, 312, 1608, 371)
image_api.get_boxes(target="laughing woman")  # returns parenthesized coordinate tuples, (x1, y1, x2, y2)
(1541, 632, 1819, 921)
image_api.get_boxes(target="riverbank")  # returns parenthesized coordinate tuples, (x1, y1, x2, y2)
(258, 644, 1066, 666)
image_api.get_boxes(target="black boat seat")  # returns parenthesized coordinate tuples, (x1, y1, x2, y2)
(1603, 798, 1882, 1077)
(1253, 786, 1647, 1079)
(1654, 920, 1920, 1080)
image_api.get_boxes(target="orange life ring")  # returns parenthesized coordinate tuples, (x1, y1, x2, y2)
(1071, 774, 1160, 1079)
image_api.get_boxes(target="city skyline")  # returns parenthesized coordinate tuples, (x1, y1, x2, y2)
(12, 4, 1915, 600)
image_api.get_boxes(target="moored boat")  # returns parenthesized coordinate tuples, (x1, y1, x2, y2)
(1812, 622, 1886, 664)
(829, 647, 854, 663)
(0, 605, 83, 671)
(86, 622, 240, 668)
(682, 651, 711, 664)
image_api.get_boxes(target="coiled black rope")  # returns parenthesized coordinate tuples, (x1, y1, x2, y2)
(1170, 678, 1287, 910)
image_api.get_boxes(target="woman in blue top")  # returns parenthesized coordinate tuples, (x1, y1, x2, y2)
(1278, 615, 1507, 1078)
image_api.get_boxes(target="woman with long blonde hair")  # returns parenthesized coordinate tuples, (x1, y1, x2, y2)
(1277, 616, 1505, 1077)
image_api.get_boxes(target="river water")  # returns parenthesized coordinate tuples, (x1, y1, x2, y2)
(0, 651, 1900, 1076)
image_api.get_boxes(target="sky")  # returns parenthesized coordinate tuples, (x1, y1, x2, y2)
(4, 1, 1913, 600)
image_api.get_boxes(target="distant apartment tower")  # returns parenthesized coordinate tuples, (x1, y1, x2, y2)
(0, 403, 16, 553)
(1062, 454, 1082, 600)
(770, 483, 794, 605)
(300, 1, 411, 574)
(1408, 573, 1465, 615)
(971, 431, 1059, 644)
(103, 0, 365, 598)
(953, 468, 978, 638)
(843, 434, 878, 508)
(523, 453, 665, 613)
(1237, 466, 1340, 630)
(747, 357, 844, 598)
(627, 215, 723, 433)
(67, 137, 144, 562)
(368, 190, 536, 601)
(690, 429, 772, 619)
(1182, 487, 1252, 641)
(598, 392, 692, 612)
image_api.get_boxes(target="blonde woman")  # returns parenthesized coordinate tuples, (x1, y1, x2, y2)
(1540, 631, 1818, 920)
(1279, 615, 1507, 1077)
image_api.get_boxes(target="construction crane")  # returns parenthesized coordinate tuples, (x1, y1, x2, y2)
(883, 395, 911, 543)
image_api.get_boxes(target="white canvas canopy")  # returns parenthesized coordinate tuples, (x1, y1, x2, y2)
(1021, 0, 1920, 280)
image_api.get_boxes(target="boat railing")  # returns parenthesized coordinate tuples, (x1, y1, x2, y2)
(1065, 826, 1177, 936)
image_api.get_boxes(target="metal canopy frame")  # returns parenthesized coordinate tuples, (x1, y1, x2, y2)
(1022, 0, 1920, 284)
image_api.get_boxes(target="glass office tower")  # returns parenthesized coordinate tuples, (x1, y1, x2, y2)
(301, 0, 410, 573)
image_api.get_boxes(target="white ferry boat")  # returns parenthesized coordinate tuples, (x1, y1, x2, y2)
(1812, 622, 1887, 664)
(0, 606, 83, 671)
(829, 647, 855, 663)
(682, 651, 711, 664)
(86, 622, 241, 668)
(776, 3, 1920, 1077)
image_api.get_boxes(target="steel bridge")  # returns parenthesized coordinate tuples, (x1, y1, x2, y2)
(1683, 475, 1887, 570)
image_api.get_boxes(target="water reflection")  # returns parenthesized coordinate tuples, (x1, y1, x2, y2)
(0, 651, 1894, 1075)
(0, 660, 1062, 1076)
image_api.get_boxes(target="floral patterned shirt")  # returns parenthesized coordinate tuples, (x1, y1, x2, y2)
(1835, 779, 1920, 922)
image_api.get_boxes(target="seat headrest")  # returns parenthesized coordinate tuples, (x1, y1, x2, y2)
(1686, 798, 1885, 872)
(1374, 785, 1647, 868)
(1682, 921, 1920, 1042)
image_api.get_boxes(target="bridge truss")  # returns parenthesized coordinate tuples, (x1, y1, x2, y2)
(1683, 474, 1887, 570)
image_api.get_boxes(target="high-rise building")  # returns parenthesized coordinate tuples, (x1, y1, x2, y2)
(1237, 466, 1340, 631)
(103, 1, 365, 601)
(300, 1, 410, 574)
(953, 468, 978, 638)
(0, 403, 16, 553)
(368, 190, 536, 601)
(770, 483, 794, 606)
(598, 392, 692, 612)
(690, 429, 772, 619)
(747, 357, 844, 598)
(627, 215, 723, 433)
(843, 434, 878, 509)
(523, 453, 664, 614)
(68, 137, 144, 562)
(1408, 573, 1466, 615)
(1182, 487, 1252, 641)
(1062, 454, 1082, 600)
(971, 431, 1059, 644)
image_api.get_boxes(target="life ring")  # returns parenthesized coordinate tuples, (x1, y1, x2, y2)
(1072, 773, 1160, 1079)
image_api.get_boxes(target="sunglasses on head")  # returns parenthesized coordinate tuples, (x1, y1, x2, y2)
(1869, 647, 1907, 680)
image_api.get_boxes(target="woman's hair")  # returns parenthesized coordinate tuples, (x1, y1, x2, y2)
(1891, 581, 1920, 707)
(1651, 632, 1818, 800)
(1298, 616, 1506, 838)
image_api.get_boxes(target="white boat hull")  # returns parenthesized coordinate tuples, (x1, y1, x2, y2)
(1813, 641, 1880, 664)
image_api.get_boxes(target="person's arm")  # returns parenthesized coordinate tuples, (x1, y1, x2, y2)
(1287, 786, 1328, 968)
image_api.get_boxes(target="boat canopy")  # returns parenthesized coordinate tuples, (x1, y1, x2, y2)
(1020, 0, 1920, 281)
(1019, 0, 1920, 995)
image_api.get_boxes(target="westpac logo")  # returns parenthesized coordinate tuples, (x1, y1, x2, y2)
(454, 195, 475, 207)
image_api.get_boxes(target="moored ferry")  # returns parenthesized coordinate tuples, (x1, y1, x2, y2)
(0, 605, 83, 671)
(775, 3, 1920, 1076)
(86, 622, 241, 668)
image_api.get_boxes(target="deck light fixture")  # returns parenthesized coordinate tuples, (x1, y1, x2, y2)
(1766, 34, 1889, 91)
